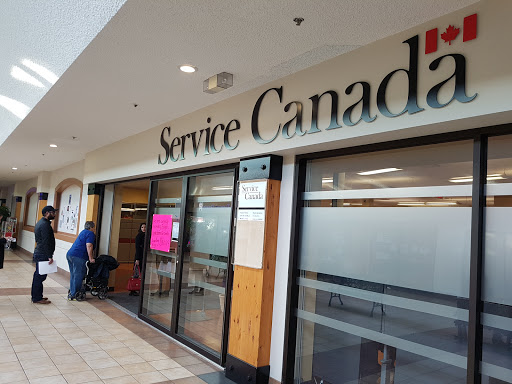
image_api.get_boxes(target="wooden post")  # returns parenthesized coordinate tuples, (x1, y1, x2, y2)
(36, 193, 49, 222)
(226, 155, 283, 384)
(35, 193, 49, 249)
(14, 197, 22, 238)
(85, 189, 100, 226)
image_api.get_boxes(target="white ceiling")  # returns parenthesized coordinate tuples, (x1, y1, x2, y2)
(0, 0, 479, 187)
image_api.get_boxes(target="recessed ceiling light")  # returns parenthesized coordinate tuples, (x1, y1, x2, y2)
(11, 167, 17, 170)
(49, 144, 57, 148)
(357, 168, 402, 176)
(179, 65, 197, 73)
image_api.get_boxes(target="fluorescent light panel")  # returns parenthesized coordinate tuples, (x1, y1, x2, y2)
(426, 202, 457, 206)
(449, 174, 505, 183)
(397, 202, 425, 206)
(357, 168, 402, 176)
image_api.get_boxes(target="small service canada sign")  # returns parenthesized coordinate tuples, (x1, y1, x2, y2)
(238, 181, 267, 209)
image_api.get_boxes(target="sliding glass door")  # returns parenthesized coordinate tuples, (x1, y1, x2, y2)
(140, 168, 236, 363)
(141, 178, 182, 329)
(177, 172, 234, 357)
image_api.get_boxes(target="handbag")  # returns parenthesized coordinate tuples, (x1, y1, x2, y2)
(127, 265, 141, 291)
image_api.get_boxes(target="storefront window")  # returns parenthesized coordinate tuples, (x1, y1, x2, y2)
(481, 135, 512, 383)
(295, 141, 473, 383)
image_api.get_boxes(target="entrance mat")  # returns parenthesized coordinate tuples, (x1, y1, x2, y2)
(107, 292, 139, 314)
(199, 371, 236, 384)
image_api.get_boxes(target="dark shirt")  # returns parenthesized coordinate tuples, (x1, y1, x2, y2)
(34, 217, 55, 257)
(67, 229, 96, 260)
(135, 231, 145, 262)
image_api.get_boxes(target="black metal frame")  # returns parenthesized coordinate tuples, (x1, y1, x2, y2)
(467, 135, 487, 384)
(282, 124, 512, 384)
(138, 163, 239, 366)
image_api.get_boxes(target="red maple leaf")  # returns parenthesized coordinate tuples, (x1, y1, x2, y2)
(441, 25, 460, 45)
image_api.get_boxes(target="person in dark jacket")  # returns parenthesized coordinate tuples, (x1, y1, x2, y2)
(129, 223, 145, 296)
(67, 221, 96, 300)
(31, 205, 58, 304)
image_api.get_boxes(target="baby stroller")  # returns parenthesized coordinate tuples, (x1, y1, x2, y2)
(76, 255, 119, 300)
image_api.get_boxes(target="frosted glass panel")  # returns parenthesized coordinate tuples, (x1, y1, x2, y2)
(299, 206, 471, 297)
(295, 140, 473, 384)
(482, 136, 512, 383)
(190, 207, 231, 257)
(483, 207, 512, 305)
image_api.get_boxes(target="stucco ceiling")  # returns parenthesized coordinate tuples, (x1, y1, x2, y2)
(0, 0, 479, 187)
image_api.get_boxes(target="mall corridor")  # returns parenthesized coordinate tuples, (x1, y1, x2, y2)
(0, 249, 223, 384)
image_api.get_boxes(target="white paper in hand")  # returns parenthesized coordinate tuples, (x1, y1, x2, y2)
(38, 261, 57, 275)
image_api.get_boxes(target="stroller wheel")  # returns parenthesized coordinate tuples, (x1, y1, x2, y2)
(98, 290, 108, 300)
(75, 291, 86, 301)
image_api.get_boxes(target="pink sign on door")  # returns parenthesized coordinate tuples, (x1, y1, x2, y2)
(150, 214, 173, 252)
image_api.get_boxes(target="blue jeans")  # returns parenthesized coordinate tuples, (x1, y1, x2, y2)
(31, 253, 49, 302)
(67, 255, 87, 297)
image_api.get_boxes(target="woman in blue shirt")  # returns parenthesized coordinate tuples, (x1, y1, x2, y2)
(67, 221, 96, 300)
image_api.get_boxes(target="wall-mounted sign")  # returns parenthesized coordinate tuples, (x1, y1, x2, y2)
(150, 214, 173, 252)
(238, 180, 267, 209)
(234, 180, 268, 269)
(158, 15, 478, 164)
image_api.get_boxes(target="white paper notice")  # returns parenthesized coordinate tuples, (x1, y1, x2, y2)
(38, 261, 57, 275)
(238, 180, 267, 209)
(237, 209, 265, 221)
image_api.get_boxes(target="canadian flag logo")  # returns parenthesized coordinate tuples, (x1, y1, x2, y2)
(425, 13, 477, 54)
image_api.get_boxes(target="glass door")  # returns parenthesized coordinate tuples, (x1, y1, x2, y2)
(141, 178, 182, 329)
(140, 169, 236, 363)
(177, 172, 235, 358)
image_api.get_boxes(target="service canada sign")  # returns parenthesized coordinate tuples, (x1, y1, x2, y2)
(158, 14, 478, 165)
(238, 181, 267, 209)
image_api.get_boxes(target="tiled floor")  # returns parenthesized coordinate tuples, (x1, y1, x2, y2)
(0, 250, 222, 384)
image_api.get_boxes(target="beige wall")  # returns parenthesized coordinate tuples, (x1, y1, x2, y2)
(14, 161, 85, 270)
(84, 1, 511, 186)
